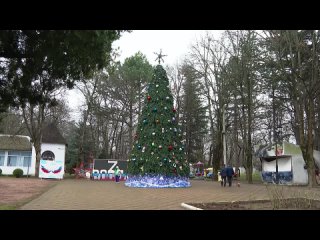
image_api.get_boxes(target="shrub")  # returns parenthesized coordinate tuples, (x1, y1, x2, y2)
(0, 168, 2, 176)
(65, 163, 75, 175)
(13, 168, 24, 178)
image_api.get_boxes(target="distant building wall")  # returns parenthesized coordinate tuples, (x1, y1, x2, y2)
(261, 157, 293, 184)
(40, 143, 66, 179)
(291, 155, 308, 185)
(41, 143, 66, 163)
(0, 148, 36, 175)
(0, 135, 36, 176)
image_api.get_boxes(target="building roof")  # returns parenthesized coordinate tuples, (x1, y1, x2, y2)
(42, 123, 66, 145)
(0, 135, 32, 151)
(260, 155, 292, 162)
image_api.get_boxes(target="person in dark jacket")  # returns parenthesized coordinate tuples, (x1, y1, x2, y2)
(226, 164, 235, 187)
(220, 164, 227, 187)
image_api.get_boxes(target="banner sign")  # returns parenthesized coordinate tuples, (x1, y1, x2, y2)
(39, 159, 64, 179)
(93, 159, 128, 173)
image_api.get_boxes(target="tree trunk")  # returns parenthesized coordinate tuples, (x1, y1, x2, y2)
(236, 144, 242, 176)
(128, 102, 133, 153)
(21, 103, 45, 178)
(34, 141, 41, 178)
(212, 108, 223, 181)
(247, 73, 253, 184)
(306, 99, 317, 187)
(233, 93, 240, 173)
(109, 121, 118, 158)
(79, 112, 88, 165)
(117, 120, 125, 159)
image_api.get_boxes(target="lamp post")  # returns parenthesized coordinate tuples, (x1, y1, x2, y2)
(275, 141, 278, 184)
(275, 125, 282, 184)
(27, 158, 29, 178)
(222, 104, 226, 165)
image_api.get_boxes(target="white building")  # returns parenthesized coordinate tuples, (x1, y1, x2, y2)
(260, 141, 320, 185)
(0, 135, 35, 175)
(0, 123, 66, 178)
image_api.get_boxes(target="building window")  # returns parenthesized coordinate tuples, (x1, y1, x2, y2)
(0, 151, 4, 166)
(21, 152, 32, 167)
(7, 151, 19, 166)
(41, 151, 55, 161)
(7, 151, 31, 167)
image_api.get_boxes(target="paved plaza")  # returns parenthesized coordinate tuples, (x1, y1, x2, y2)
(20, 179, 320, 210)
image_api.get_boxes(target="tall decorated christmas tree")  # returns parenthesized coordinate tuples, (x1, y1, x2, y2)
(125, 51, 190, 188)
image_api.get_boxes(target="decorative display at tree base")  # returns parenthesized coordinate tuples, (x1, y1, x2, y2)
(125, 174, 191, 188)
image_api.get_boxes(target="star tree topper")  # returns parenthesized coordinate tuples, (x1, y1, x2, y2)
(154, 49, 167, 64)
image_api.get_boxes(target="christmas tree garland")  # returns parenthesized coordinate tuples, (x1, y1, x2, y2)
(125, 65, 191, 188)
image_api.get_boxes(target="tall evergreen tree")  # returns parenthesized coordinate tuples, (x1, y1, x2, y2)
(180, 63, 208, 163)
(125, 63, 190, 188)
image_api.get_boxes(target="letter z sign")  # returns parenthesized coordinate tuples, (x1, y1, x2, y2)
(108, 160, 118, 172)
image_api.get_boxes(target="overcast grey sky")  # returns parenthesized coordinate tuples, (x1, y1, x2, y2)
(113, 30, 223, 66)
(67, 30, 223, 120)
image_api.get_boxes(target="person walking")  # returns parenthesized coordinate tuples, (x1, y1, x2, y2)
(226, 164, 235, 187)
(220, 164, 227, 187)
(114, 166, 121, 183)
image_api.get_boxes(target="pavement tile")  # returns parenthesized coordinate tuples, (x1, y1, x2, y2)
(20, 179, 320, 210)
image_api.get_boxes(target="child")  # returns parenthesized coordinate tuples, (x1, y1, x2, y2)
(114, 166, 121, 183)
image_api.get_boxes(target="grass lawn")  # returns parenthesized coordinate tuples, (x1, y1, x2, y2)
(63, 173, 76, 179)
(238, 172, 262, 183)
(0, 177, 57, 210)
(0, 204, 17, 210)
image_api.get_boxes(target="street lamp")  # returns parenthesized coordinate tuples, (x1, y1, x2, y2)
(275, 125, 283, 184)
(27, 158, 30, 178)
